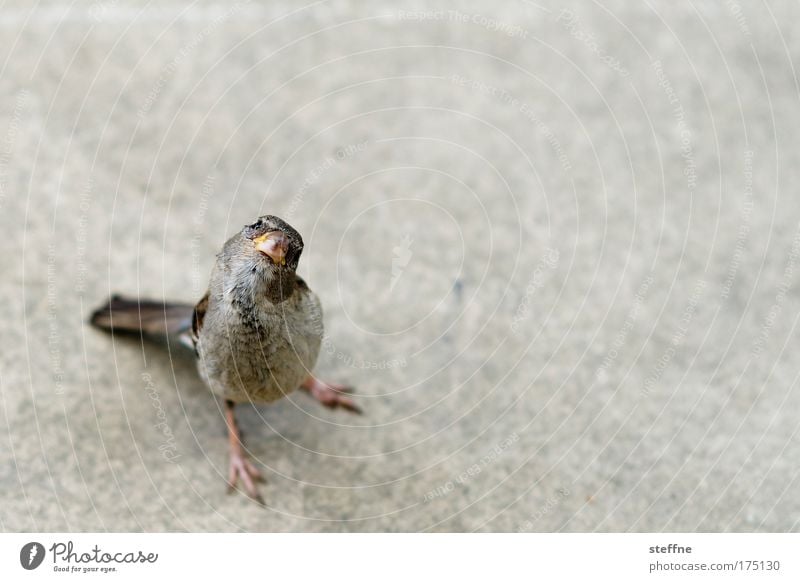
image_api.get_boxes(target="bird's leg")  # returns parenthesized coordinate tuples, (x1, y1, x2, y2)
(300, 376, 361, 413)
(224, 399, 265, 504)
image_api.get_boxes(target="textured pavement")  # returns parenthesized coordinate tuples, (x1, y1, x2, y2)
(2, 0, 800, 531)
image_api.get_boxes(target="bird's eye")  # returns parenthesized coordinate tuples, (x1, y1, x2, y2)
(244, 219, 265, 239)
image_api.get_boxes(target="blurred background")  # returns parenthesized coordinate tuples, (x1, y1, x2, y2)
(2, 0, 800, 531)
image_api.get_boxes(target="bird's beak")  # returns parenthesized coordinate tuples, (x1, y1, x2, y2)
(253, 231, 288, 265)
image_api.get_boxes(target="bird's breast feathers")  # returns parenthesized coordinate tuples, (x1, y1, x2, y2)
(195, 276, 323, 403)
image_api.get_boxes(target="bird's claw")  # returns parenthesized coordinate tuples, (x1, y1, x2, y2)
(302, 377, 362, 414)
(227, 451, 265, 505)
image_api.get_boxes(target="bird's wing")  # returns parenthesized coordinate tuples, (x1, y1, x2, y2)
(184, 291, 209, 353)
(294, 274, 320, 306)
(294, 274, 310, 292)
(294, 274, 323, 326)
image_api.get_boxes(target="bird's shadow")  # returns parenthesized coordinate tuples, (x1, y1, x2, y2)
(102, 332, 205, 394)
(104, 333, 283, 436)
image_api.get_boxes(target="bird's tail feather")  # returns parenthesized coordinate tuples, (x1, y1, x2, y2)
(90, 295, 194, 337)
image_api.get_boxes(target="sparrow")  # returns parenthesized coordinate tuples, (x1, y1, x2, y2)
(90, 215, 360, 504)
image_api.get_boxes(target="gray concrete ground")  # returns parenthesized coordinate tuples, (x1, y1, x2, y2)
(2, 0, 800, 532)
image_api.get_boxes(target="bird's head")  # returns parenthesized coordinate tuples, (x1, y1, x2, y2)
(242, 214, 304, 272)
(223, 215, 305, 307)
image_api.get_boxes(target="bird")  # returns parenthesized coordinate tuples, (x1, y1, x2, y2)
(90, 215, 359, 504)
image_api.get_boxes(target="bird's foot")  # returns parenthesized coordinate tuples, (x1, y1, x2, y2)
(227, 447, 265, 505)
(301, 376, 361, 413)
(224, 400, 265, 505)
